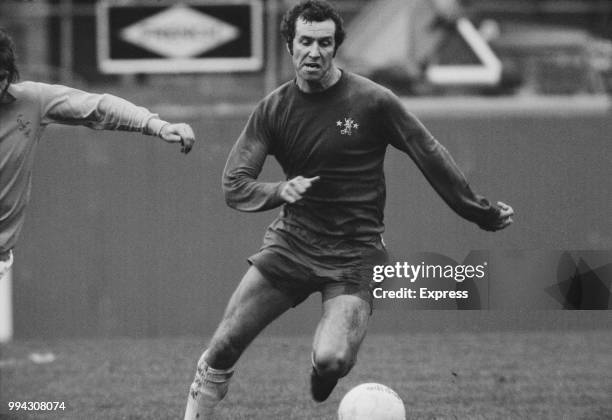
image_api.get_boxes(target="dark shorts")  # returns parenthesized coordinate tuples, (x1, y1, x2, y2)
(248, 219, 388, 308)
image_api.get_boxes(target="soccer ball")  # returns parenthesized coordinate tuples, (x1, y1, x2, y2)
(337, 382, 406, 420)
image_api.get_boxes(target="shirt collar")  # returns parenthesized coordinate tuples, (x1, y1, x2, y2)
(0, 86, 16, 104)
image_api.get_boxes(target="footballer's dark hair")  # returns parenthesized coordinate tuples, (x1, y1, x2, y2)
(280, 0, 346, 55)
(0, 28, 19, 99)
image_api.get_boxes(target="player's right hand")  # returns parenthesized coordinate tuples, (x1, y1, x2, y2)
(279, 176, 320, 203)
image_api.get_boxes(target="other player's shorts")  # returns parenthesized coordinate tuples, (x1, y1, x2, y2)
(0, 250, 14, 279)
(248, 219, 388, 308)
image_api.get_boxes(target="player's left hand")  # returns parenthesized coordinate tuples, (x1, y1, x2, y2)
(480, 201, 514, 231)
(160, 123, 196, 154)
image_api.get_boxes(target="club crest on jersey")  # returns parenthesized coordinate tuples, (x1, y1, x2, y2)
(336, 117, 359, 136)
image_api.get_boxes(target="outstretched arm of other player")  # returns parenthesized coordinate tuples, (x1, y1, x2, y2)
(36, 82, 194, 153)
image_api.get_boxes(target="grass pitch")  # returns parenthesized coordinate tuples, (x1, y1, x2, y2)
(1, 330, 611, 419)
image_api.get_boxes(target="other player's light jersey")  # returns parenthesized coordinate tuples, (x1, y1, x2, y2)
(0, 82, 160, 253)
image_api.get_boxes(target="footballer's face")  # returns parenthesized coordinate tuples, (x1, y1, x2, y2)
(291, 17, 339, 92)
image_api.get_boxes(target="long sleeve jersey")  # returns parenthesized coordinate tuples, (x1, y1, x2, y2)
(0, 81, 166, 253)
(223, 71, 501, 241)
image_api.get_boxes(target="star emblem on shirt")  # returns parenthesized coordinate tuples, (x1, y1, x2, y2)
(336, 117, 359, 136)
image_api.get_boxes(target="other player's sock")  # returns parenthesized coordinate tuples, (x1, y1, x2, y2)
(184, 350, 234, 420)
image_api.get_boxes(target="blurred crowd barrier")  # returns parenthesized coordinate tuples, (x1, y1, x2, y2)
(0, 0, 610, 101)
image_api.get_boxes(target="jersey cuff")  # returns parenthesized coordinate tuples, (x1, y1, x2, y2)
(144, 117, 170, 137)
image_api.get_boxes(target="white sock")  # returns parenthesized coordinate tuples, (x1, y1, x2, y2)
(184, 351, 234, 420)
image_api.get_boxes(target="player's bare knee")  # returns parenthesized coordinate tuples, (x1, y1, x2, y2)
(313, 349, 354, 378)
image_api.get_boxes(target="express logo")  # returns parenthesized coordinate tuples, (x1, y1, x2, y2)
(336, 117, 359, 136)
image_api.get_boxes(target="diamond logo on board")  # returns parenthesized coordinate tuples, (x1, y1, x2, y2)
(120, 5, 240, 58)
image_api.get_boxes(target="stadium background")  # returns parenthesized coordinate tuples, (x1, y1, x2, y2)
(1, 1, 611, 419)
(0, 0, 611, 338)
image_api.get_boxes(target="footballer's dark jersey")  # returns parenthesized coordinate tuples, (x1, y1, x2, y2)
(223, 71, 500, 243)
